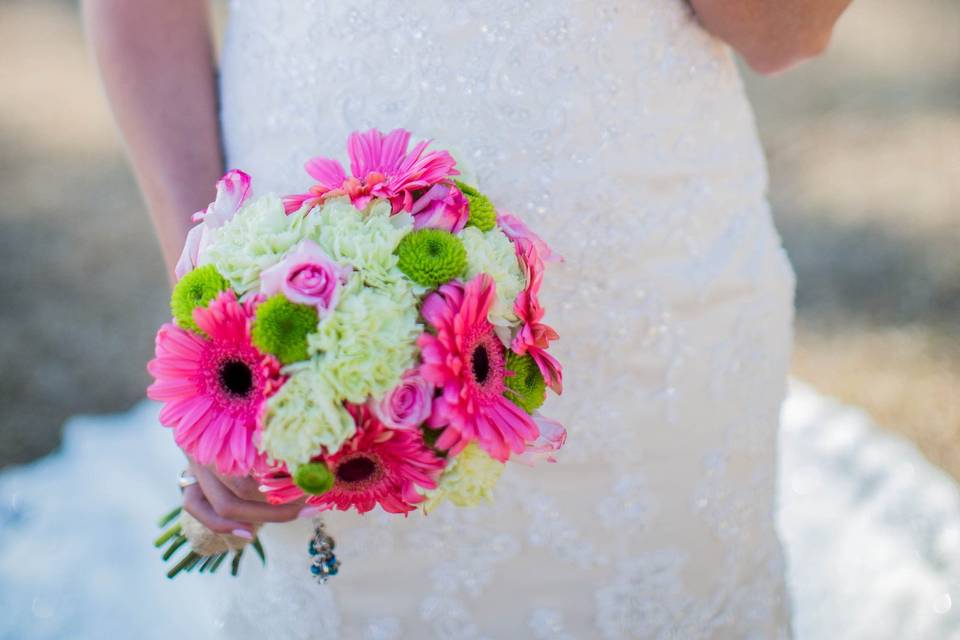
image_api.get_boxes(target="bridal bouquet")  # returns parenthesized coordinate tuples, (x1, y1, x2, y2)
(147, 129, 565, 581)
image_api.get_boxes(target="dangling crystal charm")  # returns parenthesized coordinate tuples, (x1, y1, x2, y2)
(307, 518, 339, 584)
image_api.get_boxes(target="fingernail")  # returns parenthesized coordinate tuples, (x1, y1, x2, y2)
(232, 528, 254, 540)
(298, 506, 324, 519)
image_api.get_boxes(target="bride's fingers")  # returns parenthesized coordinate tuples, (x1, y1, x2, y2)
(209, 467, 308, 509)
(220, 474, 308, 507)
(181, 484, 253, 536)
(191, 463, 302, 524)
(219, 473, 268, 502)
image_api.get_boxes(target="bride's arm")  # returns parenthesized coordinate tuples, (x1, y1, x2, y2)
(84, 0, 305, 534)
(690, 0, 853, 75)
(83, 0, 222, 279)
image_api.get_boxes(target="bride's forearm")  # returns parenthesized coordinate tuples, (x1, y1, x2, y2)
(83, 0, 223, 280)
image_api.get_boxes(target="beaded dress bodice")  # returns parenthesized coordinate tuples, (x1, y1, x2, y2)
(215, 1, 796, 637)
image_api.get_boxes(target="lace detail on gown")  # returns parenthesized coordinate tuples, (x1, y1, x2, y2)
(215, 0, 796, 637)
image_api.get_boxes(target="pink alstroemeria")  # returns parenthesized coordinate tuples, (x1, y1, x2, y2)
(259, 240, 351, 315)
(193, 169, 253, 227)
(174, 170, 253, 279)
(515, 413, 567, 465)
(174, 225, 206, 281)
(498, 212, 562, 264)
(410, 183, 469, 233)
(283, 128, 458, 214)
(512, 238, 563, 394)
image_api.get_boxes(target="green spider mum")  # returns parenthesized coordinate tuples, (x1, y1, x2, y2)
(170, 265, 230, 334)
(456, 180, 497, 232)
(395, 229, 467, 288)
(293, 461, 335, 495)
(251, 294, 318, 365)
(503, 352, 546, 414)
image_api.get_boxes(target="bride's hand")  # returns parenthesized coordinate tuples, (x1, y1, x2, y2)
(181, 459, 306, 538)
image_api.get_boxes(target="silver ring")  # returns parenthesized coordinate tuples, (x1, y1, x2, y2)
(178, 469, 198, 491)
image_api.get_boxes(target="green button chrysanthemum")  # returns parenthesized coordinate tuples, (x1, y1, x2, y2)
(293, 461, 335, 495)
(170, 265, 230, 334)
(251, 294, 319, 365)
(395, 229, 467, 288)
(504, 351, 546, 414)
(456, 180, 497, 232)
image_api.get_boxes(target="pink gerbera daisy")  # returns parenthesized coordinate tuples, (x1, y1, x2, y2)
(283, 128, 458, 214)
(147, 291, 282, 476)
(512, 238, 563, 393)
(259, 405, 444, 514)
(418, 274, 540, 462)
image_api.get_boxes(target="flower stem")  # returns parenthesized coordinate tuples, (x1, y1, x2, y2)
(230, 548, 245, 576)
(157, 506, 183, 528)
(162, 535, 188, 561)
(209, 552, 228, 574)
(252, 538, 266, 565)
(153, 523, 182, 548)
(166, 551, 200, 579)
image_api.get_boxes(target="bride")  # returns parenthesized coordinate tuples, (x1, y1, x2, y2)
(84, 0, 850, 637)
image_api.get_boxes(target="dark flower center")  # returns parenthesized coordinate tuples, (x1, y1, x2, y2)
(336, 456, 377, 483)
(188, 284, 205, 304)
(525, 367, 538, 387)
(219, 359, 253, 396)
(471, 344, 491, 384)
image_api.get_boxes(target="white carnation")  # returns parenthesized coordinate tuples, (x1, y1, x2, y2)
(303, 198, 413, 290)
(422, 443, 504, 512)
(259, 364, 356, 468)
(199, 195, 304, 294)
(306, 285, 421, 404)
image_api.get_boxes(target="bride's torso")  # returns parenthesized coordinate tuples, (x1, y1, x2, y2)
(221, 0, 766, 203)
(220, 0, 791, 450)
(218, 2, 794, 637)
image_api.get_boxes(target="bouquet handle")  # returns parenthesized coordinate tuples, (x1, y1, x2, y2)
(154, 506, 265, 578)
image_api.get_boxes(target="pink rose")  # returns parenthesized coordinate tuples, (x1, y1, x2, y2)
(410, 183, 469, 233)
(260, 240, 351, 314)
(370, 369, 434, 430)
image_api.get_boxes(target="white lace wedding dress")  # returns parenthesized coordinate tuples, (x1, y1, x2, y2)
(8, 3, 960, 639)
(210, 1, 795, 637)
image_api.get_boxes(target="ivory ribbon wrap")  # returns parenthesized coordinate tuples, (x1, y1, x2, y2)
(179, 511, 260, 556)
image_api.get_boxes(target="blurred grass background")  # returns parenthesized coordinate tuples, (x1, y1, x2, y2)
(0, 1, 957, 476)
